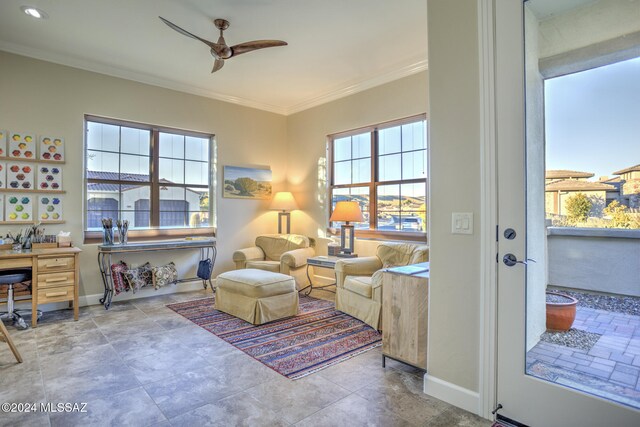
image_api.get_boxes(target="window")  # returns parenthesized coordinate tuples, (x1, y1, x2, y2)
(84, 116, 214, 241)
(329, 115, 427, 239)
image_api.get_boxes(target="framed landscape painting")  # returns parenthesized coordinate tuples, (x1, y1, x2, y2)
(223, 166, 272, 199)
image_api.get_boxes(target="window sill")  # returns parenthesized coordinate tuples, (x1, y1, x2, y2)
(84, 227, 215, 245)
(327, 228, 427, 243)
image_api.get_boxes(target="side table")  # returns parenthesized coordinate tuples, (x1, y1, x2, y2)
(302, 256, 340, 296)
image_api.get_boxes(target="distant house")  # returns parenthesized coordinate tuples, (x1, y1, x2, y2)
(613, 164, 640, 208)
(545, 170, 617, 216)
(545, 169, 593, 184)
(87, 171, 205, 229)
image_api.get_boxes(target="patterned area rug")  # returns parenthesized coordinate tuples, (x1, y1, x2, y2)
(166, 295, 382, 379)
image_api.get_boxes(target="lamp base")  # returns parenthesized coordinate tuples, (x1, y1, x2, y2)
(277, 212, 291, 234)
(336, 253, 358, 258)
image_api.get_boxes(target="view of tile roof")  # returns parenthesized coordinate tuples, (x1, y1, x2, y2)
(87, 171, 149, 192)
(613, 164, 640, 175)
(86, 171, 150, 181)
(545, 170, 594, 179)
(545, 179, 617, 192)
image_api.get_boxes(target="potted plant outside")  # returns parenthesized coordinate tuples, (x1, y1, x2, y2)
(546, 291, 578, 331)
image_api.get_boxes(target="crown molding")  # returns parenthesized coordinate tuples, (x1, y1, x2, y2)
(1, 42, 427, 116)
(283, 58, 428, 115)
(0, 42, 288, 115)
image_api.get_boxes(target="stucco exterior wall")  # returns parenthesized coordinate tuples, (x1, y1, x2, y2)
(548, 228, 640, 297)
(538, 0, 640, 59)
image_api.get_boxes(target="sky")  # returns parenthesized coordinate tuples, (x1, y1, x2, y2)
(545, 57, 640, 180)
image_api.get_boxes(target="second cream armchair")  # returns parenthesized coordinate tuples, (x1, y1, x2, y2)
(233, 234, 315, 290)
(335, 243, 429, 330)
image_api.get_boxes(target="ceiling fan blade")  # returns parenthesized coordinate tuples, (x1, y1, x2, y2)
(230, 40, 288, 57)
(211, 58, 225, 73)
(159, 16, 219, 50)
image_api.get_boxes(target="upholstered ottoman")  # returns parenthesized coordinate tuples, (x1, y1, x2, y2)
(215, 269, 298, 325)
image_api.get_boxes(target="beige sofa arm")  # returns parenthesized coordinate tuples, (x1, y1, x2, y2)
(334, 256, 383, 288)
(232, 246, 265, 269)
(281, 247, 315, 270)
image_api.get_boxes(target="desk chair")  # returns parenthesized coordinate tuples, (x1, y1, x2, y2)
(0, 270, 41, 330)
(0, 319, 22, 363)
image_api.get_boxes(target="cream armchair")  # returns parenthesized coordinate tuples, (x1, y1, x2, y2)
(335, 243, 429, 330)
(233, 234, 316, 290)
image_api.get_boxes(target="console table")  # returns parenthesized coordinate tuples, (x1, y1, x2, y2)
(381, 262, 429, 370)
(0, 246, 81, 328)
(97, 239, 216, 309)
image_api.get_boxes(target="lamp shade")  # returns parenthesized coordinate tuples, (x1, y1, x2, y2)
(270, 192, 298, 211)
(330, 201, 364, 223)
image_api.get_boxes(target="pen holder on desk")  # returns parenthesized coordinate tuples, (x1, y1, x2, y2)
(102, 228, 114, 245)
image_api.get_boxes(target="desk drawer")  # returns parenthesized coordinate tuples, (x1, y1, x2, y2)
(38, 285, 75, 303)
(0, 258, 32, 269)
(37, 256, 75, 273)
(38, 272, 75, 289)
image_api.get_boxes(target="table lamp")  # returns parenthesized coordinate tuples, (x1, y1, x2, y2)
(270, 191, 298, 234)
(329, 201, 364, 257)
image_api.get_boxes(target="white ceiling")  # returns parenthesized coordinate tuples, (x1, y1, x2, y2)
(0, 0, 428, 115)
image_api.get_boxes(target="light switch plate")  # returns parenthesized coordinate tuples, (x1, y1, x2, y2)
(451, 212, 473, 235)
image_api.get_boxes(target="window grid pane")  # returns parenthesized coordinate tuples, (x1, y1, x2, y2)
(330, 118, 427, 234)
(331, 187, 370, 229)
(85, 119, 212, 231)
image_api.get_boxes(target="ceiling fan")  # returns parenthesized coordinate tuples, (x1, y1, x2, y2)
(159, 16, 287, 73)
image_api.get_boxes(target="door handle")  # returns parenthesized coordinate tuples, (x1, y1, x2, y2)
(503, 254, 537, 267)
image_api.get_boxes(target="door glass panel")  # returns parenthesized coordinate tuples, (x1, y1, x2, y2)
(524, 1, 640, 410)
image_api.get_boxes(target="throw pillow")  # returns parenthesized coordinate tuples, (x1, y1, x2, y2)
(123, 262, 153, 293)
(152, 262, 178, 289)
(110, 261, 129, 295)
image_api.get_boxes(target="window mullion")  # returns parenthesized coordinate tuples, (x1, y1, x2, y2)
(150, 129, 160, 228)
(370, 130, 377, 230)
(118, 126, 122, 221)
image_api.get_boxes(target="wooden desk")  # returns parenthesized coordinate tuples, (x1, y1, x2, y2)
(0, 247, 81, 327)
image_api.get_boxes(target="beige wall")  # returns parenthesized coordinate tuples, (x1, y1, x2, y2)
(426, 0, 480, 393)
(286, 71, 428, 251)
(0, 51, 288, 301)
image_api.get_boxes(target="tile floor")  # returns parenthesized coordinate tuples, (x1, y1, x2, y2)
(0, 289, 491, 427)
(526, 305, 640, 409)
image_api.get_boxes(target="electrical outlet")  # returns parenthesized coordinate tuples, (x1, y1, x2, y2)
(451, 212, 473, 235)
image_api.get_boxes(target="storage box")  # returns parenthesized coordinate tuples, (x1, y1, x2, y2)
(32, 242, 57, 249)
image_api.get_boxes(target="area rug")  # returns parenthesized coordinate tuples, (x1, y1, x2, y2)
(166, 295, 382, 379)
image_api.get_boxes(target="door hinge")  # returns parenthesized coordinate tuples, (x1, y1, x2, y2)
(496, 225, 499, 242)
(492, 403, 503, 415)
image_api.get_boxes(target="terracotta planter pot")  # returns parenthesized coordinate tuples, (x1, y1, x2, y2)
(546, 292, 578, 331)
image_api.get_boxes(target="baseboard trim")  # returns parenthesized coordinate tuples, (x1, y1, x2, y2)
(12, 280, 210, 313)
(423, 373, 481, 415)
(79, 280, 209, 307)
